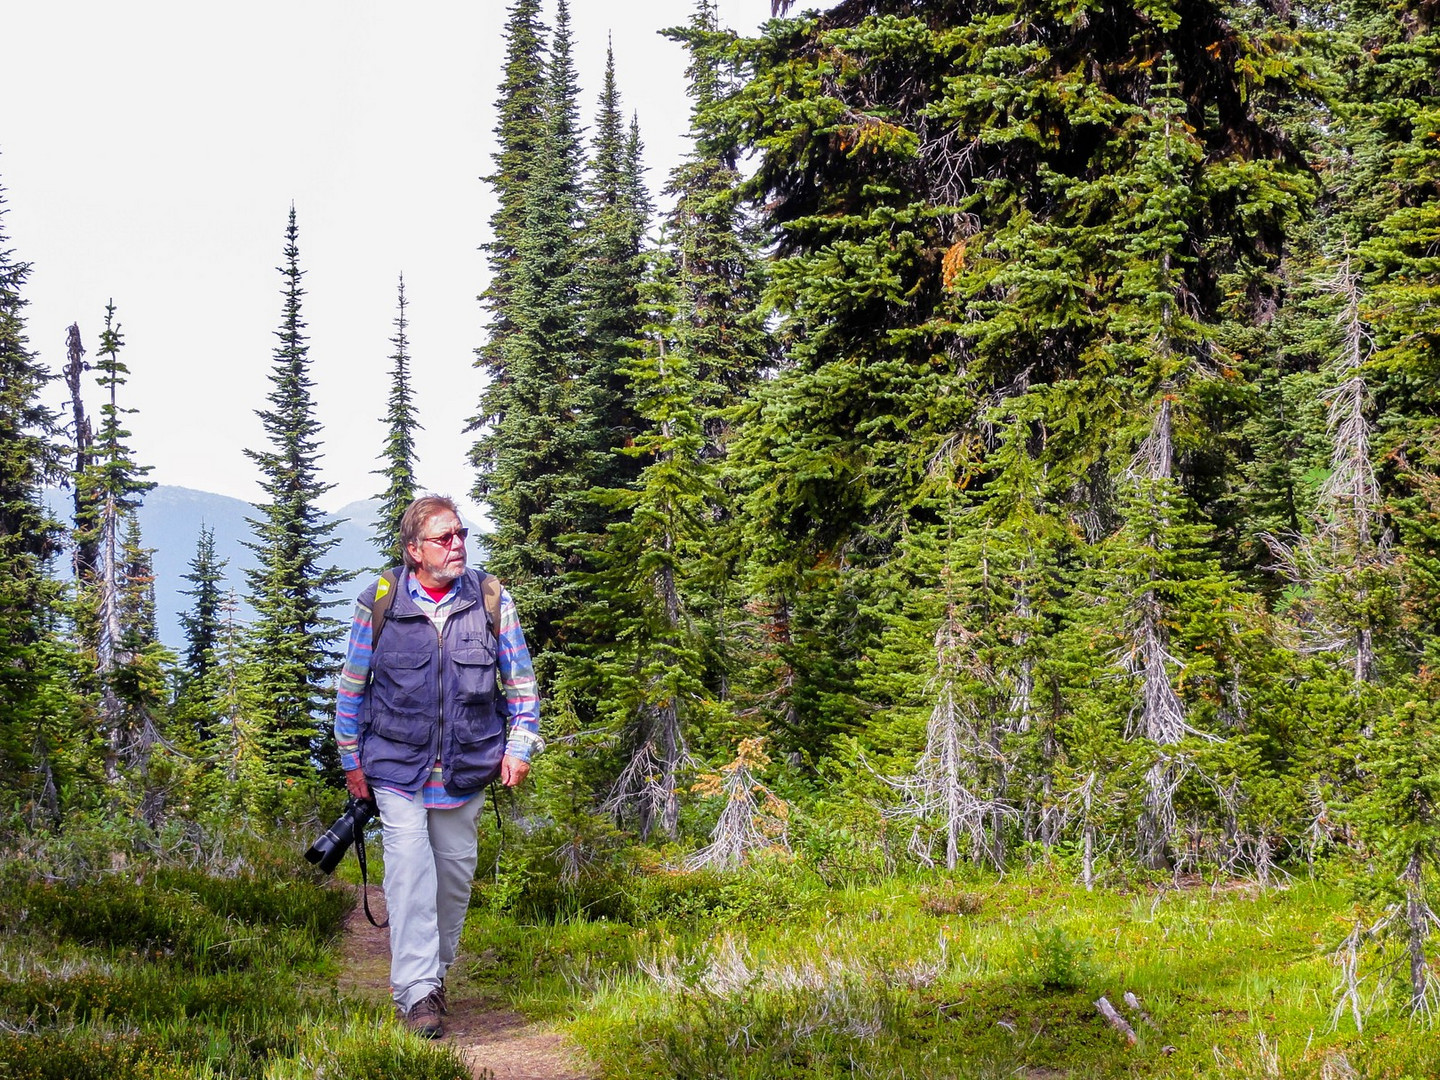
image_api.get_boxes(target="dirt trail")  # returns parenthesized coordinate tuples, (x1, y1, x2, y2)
(337, 887, 593, 1080)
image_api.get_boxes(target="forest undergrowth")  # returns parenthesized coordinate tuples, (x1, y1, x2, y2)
(462, 848, 1440, 1080)
(0, 810, 471, 1080)
(3, 810, 1439, 1080)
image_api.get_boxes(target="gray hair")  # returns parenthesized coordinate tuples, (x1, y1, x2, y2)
(398, 495, 461, 569)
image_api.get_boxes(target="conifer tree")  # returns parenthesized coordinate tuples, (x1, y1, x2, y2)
(474, 0, 547, 352)
(175, 524, 227, 740)
(473, 0, 587, 669)
(563, 3, 775, 831)
(471, 0, 548, 481)
(73, 302, 158, 782)
(195, 589, 270, 812)
(372, 275, 421, 568)
(1355, 0, 1440, 671)
(725, 0, 1314, 794)
(644, 1, 773, 750)
(244, 208, 350, 780)
(575, 43, 650, 500)
(117, 512, 174, 824)
(0, 165, 68, 805)
(583, 245, 726, 839)
(663, 1, 769, 444)
(1319, 0, 1440, 1011)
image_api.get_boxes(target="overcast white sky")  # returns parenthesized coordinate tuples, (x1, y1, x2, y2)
(5, 1, 776, 530)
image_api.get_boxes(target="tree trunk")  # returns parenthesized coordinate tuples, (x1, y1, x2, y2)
(1404, 850, 1430, 1013)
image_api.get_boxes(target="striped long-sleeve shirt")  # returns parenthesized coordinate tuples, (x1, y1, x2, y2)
(334, 571, 541, 809)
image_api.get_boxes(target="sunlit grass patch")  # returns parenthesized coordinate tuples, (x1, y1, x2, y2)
(0, 819, 399, 1080)
(462, 865, 1436, 1078)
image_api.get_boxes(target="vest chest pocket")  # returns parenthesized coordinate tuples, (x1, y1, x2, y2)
(372, 649, 434, 712)
(450, 646, 497, 705)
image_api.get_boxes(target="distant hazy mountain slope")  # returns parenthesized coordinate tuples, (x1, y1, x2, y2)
(45, 486, 383, 651)
(140, 488, 385, 651)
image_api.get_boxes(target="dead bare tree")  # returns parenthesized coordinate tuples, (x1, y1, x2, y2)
(603, 715, 693, 841)
(1263, 256, 1390, 680)
(687, 738, 790, 870)
(884, 611, 1018, 870)
(62, 322, 98, 582)
(1120, 399, 1219, 868)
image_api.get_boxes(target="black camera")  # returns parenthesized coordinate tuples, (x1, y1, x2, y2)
(304, 795, 378, 874)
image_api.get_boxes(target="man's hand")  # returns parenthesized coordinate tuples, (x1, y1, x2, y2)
(499, 754, 530, 788)
(345, 766, 370, 800)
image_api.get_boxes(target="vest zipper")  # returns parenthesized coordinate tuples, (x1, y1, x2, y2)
(436, 621, 445, 786)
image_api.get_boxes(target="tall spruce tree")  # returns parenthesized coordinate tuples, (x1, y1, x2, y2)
(73, 302, 158, 782)
(244, 207, 350, 780)
(0, 164, 68, 807)
(471, 0, 548, 488)
(1332, 0, 1440, 1013)
(663, 1, 769, 443)
(723, 0, 1316, 856)
(372, 275, 421, 568)
(575, 43, 650, 501)
(644, 1, 773, 750)
(578, 244, 726, 838)
(472, 0, 587, 672)
(562, 2, 775, 832)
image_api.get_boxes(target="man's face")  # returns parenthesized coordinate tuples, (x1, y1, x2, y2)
(407, 510, 467, 589)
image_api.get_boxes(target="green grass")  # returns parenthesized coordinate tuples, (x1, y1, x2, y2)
(459, 866, 1440, 1079)
(7, 813, 1439, 1079)
(0, 823, 469, 1080)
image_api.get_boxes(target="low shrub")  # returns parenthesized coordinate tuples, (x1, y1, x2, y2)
(504, 873, 635, 923)
(478, 857, 818, 928)
(918, 887, 984, 917)
(0, 968, 313, 1030)
(0, 1030, 209, 1080)
(153, 866, 352, 936)
(2, 874, 349, 974)
(628, 865, 815, 925)
(1022, 923, 1096, 992)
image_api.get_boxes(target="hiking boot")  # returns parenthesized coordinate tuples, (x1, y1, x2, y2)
(435, 978, 449, 1015)
(403, 989, 444, 1039)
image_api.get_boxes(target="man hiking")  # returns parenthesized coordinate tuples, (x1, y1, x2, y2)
(334, 494, 541, 1037)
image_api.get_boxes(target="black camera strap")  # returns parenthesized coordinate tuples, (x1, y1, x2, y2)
(354, 826, 389, 929)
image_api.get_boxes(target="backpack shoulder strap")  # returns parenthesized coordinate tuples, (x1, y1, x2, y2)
(479, 571, 503, 643)
(370, 567, 402, 651)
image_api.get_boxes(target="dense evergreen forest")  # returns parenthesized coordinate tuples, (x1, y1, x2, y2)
(2, 0, 1440, 1038)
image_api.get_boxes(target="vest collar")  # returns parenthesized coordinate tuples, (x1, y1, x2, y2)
(389, 566, 478, 618)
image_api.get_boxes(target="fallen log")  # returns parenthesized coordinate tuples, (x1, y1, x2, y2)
(1095, 996, 1137, 1045)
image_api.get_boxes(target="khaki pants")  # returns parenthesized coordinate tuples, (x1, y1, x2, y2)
(374, 787, 484, 1009)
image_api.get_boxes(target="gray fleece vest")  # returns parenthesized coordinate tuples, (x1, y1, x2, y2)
(357, 567, 504, 795)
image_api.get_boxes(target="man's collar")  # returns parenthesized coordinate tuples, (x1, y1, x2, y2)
(405, 571, 460, 603)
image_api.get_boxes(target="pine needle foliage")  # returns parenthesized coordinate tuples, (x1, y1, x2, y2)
(243, 207, 350, 782)
(0, 163, 69, 812)
(372, 274, 422, 569)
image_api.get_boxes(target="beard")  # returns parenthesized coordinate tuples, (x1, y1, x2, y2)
(427, 559, 464, 585)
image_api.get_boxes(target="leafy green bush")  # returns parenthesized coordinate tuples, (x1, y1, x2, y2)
(477, 855, 818, 927)
(1023, 923, 1095, 991)
(628, 865, 816, 925)
(0, 968, 313, 1030)
(154, 866, 352, 936)
(504, 873, 635, 923)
